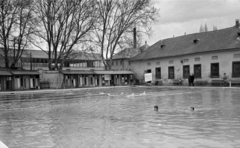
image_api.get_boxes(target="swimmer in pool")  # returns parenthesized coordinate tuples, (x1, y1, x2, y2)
(154, 105, 158, 111)
(190, 107, 195, 111)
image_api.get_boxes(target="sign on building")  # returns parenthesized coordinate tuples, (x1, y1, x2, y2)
(144, 73, 152, 82)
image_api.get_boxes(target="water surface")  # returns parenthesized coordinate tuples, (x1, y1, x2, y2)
(0, 87, 240, 148)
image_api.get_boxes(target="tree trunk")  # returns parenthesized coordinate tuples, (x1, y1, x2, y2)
(4, 52, 9, 68)
(48, 61, 52, 70)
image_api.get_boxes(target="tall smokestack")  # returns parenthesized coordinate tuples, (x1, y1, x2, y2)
(236, 19, 239, 28)
(133, 28, 137, 48)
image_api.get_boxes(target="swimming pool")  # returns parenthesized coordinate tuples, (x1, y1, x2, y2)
(0, 86, 240, 148)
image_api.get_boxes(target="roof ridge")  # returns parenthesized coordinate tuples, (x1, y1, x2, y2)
(131, 25, 240, 61)
(159, 26, 236, 42)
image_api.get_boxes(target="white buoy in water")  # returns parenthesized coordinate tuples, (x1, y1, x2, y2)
(127, 93, 135, 97)
(140, 91, 146, 95)
(0, 141, 8, 148)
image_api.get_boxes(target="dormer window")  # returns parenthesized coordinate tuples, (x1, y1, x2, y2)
(193, 39, 200, 43)
(237, 31, 240, 36)
(160, 45, 165, 48)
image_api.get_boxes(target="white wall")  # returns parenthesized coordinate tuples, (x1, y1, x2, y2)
(131, 49, 240, 84)
(40, 71, 63, 88)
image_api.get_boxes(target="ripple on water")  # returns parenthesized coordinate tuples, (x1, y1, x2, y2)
(0, 87, 240, 148)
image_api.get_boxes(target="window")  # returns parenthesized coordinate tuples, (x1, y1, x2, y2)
(128, 61, 131, 65)
(211, 63, 219, 78)
(168, 66, 174, 79)
(116, 61, 118, 65)
(20, 77, 23, 87)
(169, 60, 173, 64)
(65, 61, 70, 67)
(195, 57, 200, 61)
(183, 59, 189, 63)
(156, 61, 160, 65)
(145, 69, 151, 73)
(232, 61, 240, 77)
(23, 78, 27, 87)
(212, 56, 218, 60)
(87, 61, 93, 67)
(147, 62, 151, 66)
(233, 54, 240, 58)
(155, 67, 161, 79)
(120, 60, 123, 65)
(194, 64, 201, 78)
(183, 65, 190, 79)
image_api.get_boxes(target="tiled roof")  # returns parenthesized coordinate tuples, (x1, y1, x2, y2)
(0, 71, 12, 76)
(22, 50, 48, 58)
(69, 51, 102, 60)
(131, 26, 240, 61)
(60, 70, 94, 75)
(11, 70, 39, 75)
(60, 70, 133, 75)
(94, 70, 134, 74)
(0, 48, 102, 60)
(23, 50, 102, 60)
(0, 67, 39, 75)
(113, 44, 149, 60)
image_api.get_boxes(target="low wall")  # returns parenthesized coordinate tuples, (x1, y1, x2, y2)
(39, 70, 63, 89)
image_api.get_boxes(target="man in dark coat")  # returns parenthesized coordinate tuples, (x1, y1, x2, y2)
(190, 73, 195, 86)
(188, 73, 191, 86)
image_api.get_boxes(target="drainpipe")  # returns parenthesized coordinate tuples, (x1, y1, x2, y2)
(30, 53, 32, 70)
(133, 28, 137, 48)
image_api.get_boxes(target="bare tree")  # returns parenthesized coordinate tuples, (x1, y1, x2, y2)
(199, 24, 204, 32)
(204, 23, 208, 32)
(33, 0, 97, 70)
(0, 0, 36, 68)
(92, 0, 158, 70)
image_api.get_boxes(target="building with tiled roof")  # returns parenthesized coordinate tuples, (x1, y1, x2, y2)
(0, 49, 104, 70)
(130, 20, 240, 85)
(0, 67, 39, 91)
(111, 42, 149, 71)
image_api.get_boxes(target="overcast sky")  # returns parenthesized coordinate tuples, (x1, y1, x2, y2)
(144, 0, 240, 45)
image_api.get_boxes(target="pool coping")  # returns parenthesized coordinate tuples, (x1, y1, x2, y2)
(0, 85, 240, 95)
(0, 86, 130, 95)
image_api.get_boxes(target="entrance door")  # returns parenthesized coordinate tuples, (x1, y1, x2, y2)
(183, 65, 190, 79)
(111, 75, 115, 86)
(6, 76, 12, 90)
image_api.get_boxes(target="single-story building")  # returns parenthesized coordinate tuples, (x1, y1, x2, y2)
(60, 70, 134, 88)
(130, 20, 240, 85)
(39, 70, 134, 89)
(0, 70, 12, 91)
(0, 68, 40, 91)
(11, 70, 40, 90)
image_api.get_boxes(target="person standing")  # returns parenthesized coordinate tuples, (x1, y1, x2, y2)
(223, 73, 228, 86)
(190, 73, 195, 86)
(188, 73, 191, 86)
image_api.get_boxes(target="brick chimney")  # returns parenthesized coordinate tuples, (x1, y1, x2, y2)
(236, 19, 239, 28)
(133, 28, 137, 48)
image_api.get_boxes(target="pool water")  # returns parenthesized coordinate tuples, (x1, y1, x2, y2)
(0, 87, 240, 148)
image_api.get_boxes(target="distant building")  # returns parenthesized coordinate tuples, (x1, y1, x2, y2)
(0, 49, 106, 90)
(130, 20, 240, 85)
(0, 49, 104, 70)
(0, 67, 39, 91)
(112, 41, 149, 71)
